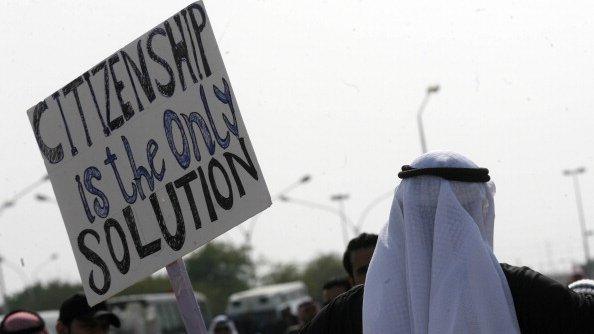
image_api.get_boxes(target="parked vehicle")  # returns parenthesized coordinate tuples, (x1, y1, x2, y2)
(107, 292, 210, 334)
(37, 310, 59, 334)
(226, 281, 308, 333)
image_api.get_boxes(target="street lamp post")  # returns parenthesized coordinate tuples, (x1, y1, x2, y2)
(278, 195, 356, 246)
(32, 253, 59, 283)
(0, 174, 49, 216)
(0, 256, 35, 310)
(0, 174, 50, 311)
(0, 258, 6, 311)
(330, 194, 350, 246)
(417, 85, 440, 154)
(355, 190, 394, 232)
(563, 167, 590, 265)
(241, 174, 312, 247)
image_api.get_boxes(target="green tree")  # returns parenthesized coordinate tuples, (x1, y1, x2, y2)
(6, 280, 82, 312)
(301, 253, 345, 301)
(261, 263, 301, 285)
(118, 275, 171, 296)
(186, 242, 255, 315)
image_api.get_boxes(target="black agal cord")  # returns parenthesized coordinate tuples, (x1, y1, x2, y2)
(398, 165, 490, 182)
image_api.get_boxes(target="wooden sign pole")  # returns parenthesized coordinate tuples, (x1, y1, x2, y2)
(166, 258, 208, 334)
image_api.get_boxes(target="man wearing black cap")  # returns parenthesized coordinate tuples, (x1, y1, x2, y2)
(56, 294, 120, 334)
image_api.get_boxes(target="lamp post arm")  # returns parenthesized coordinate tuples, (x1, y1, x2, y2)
(356, 190, 395, 232)
(281, 197, 356, 233)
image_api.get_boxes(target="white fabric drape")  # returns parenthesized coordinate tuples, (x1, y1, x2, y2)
(362, 151, 520, 334)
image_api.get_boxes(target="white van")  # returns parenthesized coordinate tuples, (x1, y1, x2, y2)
(38, 310, 59, 334)
(226, 281, 308, 333)
(107, 292, 210, 334)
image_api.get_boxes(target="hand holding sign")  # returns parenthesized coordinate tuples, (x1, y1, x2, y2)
(26, 1, 270, 319)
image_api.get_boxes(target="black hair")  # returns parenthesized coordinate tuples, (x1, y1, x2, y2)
(322, 277, 351, 291)
(342, 233, 378, 277)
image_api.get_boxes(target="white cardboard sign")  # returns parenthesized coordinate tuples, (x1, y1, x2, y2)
(26, 1, 271, 305)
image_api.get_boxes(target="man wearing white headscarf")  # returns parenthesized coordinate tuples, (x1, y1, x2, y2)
(363, 151, 519, 333)
(301, 152, 594, 334)
(362, 151, 594, 334)
(208, 315, 238, 334)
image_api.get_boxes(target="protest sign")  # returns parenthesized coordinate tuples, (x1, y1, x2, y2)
(27, 1, 271, 306)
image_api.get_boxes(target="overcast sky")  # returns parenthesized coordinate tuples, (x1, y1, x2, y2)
(1, 0, 594, 296)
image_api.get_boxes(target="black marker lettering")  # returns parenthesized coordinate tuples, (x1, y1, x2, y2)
(164, 15, 198, 91)
(174, 170, 201, 229)
(224, 138, 258, 197)
(208, 158, 233, 210)
(123, 206, 161, 259)
(104, 218, 130, 274)
(62, 76, 93, 146)
(108, 54, 134, 125)
(187, 3, 211, 77)
(84, 65, 110, 136)
(78, 229, 110, 295)
(150, 184, 186, 251)
(52, 91, 77, 156)
(181, 9, 203, 80)
(120, 41, 156, 112)
(197, 165, 217, 222)
(147, 27, 176, 97)
(32, 100, 64, 164)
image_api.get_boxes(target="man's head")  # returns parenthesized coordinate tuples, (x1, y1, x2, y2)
(321, 277, 351, 305)
(296, 299, 318, 324)
(0, 310, 48, 334)
(209, 315, 237, 334)
(343, 233, 378, 285)
(212, 322, 232, 334)
(56, 294, 120, 334)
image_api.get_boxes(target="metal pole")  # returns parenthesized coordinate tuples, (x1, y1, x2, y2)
(0, 174, 49, 216)
(280, 195, 356, 245)
(32, 253, 59, 283)
(572, 174, 590, 264)
(355, 190, 394, 232)
(564, 167, 590, 266)
(337, 199, 349, 246)
(166, 258, 207, 334)
(0, 174, 50, 311)
(417, 93, 430, 154)
(330, 194, 350, 246)
(0, 259, 7, 312)
(416, 85, 440, 154)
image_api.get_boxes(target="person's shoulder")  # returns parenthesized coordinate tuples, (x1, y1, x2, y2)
(500, 263, 560, 289)
(299, 285, 364, 334)
(500, 262, 571, 306)
(500, 263, 538, 277)
(334, 284, 364, 306)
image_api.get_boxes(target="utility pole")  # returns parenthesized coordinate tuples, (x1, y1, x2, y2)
(416, 85, 440, 153)
(0, 257, 7, 312)
(563, 167, 590, 266)
(330, 194, 350, 246)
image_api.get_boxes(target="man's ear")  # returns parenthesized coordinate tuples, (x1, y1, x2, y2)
(56, 320, 67, 334)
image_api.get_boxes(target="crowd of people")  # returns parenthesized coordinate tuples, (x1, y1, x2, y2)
(0, 293, 120, 334)
(3, 151, 594, 334)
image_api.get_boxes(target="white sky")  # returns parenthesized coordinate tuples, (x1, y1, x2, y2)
(1, 0, 594, 296)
